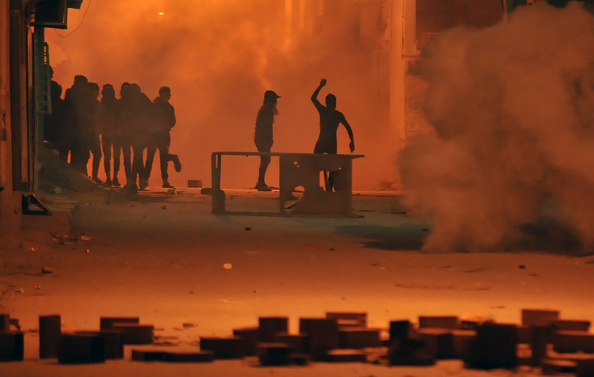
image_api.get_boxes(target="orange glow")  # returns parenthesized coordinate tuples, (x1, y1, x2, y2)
(45, 1, 396, 191)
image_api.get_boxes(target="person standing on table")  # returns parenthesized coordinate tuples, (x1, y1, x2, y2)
(253, 90, 280, 191)
(311, 78, 355, 191)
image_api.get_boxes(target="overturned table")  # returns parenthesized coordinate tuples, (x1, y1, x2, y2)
(211, 152, 364, 217)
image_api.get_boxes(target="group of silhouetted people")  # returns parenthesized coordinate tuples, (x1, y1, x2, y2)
(44, 73, 181, 191)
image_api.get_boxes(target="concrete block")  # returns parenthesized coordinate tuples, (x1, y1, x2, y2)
(541, 358, 576, 375)
(299, 318, 339, 361)
(76, 330, 123, 359)
(58, 333, 105, 364)
(111, 323, 153, 344)
(233, 327, 259, 356)
(418, 316, 459, 329)
(258, 317, 288, 342)
(338, 327, 381, 349)
(517, 325, 531, 344)
(187, 180, 202, 188)
(553, 331, 594, 353)
(326, 348, 367, 362)
(326, 312, 367, 328)
(464, 322, 518, 370)
(521, 309, 559, 326)
(389, 320, 411, 345)
(99, 316, 139, 330)
(258, 342, 292, 365)
(530, 325, 553, 367)
(576, 359, 594, 377)
(0, 332, 24, 361)
(387, 337, 435, 366)
(290, 352, 310, 365)
(452, 330, 476, 359)
(131, 349, 166, 361)
(417, 328, 454, 359)
(162, 351, 215, 362)
(273, 332, 306, 353)
(199, 336, 245, 359)
(0, 314, 10, 332)
(39, 314, 61, 359)
(552, 320, 591, 332)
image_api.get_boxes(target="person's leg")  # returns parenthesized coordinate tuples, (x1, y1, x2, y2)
(102, 136, 112, 186)
(112, 139, 122, 186)
(255, 140, 272, 190)
(91, 138, 102, 183)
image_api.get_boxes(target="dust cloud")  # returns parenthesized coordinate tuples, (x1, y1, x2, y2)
(46, 0, 395, 190)
(399, 2, 594, 253)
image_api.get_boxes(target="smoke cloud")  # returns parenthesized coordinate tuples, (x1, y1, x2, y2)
(399, 2, 594, 253)
(46, 0, 396, 190)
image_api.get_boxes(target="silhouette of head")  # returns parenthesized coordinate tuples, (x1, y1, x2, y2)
(159, 86, 171, 100)
(264, 90, 280, 104)
(102, 84, 115, 97)
(73, 75, 88, 86)
(88, 82, 100, 98)
(325, 94, 336, 109)
(120, 82, 131, 98)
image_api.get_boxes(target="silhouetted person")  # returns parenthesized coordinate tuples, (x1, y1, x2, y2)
(96, 84, 121, 187)
(126, 83, 153, 191)
(86, 82, 102, 183)
(117, 82, 133, 187)
(254, 90, 280, 191)
(311, 78, 355, 191)
(45, 81, 66, 149)
(144, 86, 181, 189)
(63, 75, 90, 171)
(44, 66, 65, 149)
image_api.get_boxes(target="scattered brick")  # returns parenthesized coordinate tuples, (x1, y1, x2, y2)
(389, 320, 411, 345)
(299, 317, 339, 361)
(326, 312, 367, 328)
(451, 330, 475, 359)
(521, 309, 560, 327)
(0, 314, 10, 332)
(338, 327, 381, 349)
(465, 322, 518, 370)
(58, 333, 105, 364)
(553, 330, 594, 353)
(326, 348, 367, 362)
(131, 349, 166, 361)
(417, 328, 454, 359)
(39, 314, 61, 359)
(0, 331, 24, 361)
(258, 317, 288, 342)
(75, 330, 123, 359)
(418, 316, 459, 329)
(273, 332, 306, 353)
(552, 319, 591, 332)
(199, 336, 245, 359)
(111, 323, 154, 344)
(161, 350, 215, 362)
(258, 342, 292, 365)
(387, 337, 435, 366)
(99, 317, 139, 331)
(541, 358, 576, 375)
(233, 327, 259, 356)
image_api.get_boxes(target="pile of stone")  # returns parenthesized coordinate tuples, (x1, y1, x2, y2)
(2, 309, 594, 376)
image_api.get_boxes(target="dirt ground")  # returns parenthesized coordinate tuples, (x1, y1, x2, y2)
(2, 156, 594, 376)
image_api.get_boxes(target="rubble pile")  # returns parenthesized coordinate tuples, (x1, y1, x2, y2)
(1, 309, 594, 376)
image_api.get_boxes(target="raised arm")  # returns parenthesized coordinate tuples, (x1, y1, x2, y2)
(311, 78, 327, 106)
